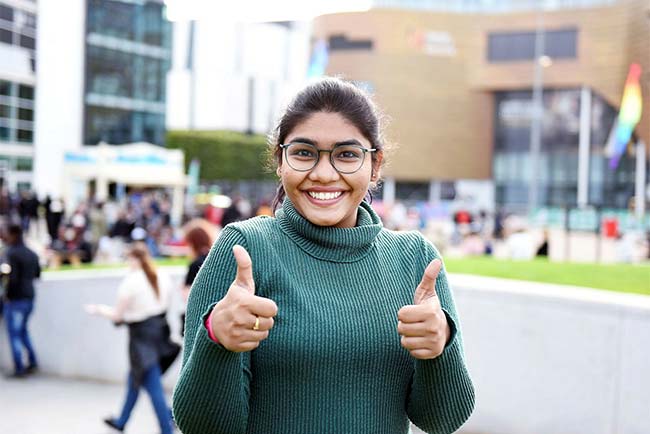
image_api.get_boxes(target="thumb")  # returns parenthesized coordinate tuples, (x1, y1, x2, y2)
(413, 258, 442, 305)
(232, 245, 255, 293)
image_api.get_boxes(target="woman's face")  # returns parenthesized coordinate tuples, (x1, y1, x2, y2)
(278, 112, 380, 228)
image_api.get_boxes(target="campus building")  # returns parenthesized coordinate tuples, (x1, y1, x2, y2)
(0, 0, 37, 191)
(33, 0, 171, 198)
(311, 0, 650, 218)
(166, 19, 311, 134)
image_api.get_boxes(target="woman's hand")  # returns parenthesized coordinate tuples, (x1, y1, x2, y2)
(210, 245, 278, 352)
(84, 303, 115, 319)
(397, 259, 451, 360)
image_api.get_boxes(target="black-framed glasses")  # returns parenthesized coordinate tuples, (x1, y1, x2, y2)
(280, 141, 376, 174)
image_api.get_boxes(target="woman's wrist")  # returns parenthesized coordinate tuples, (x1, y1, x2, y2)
(205, 308, 220, 343)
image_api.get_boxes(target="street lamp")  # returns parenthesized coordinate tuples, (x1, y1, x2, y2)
(527, 8, 546, 217)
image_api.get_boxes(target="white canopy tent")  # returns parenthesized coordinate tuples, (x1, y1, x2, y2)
(62, 142, 187, 226)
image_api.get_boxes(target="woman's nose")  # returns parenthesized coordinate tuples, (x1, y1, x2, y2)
(308, 153, 340, 182)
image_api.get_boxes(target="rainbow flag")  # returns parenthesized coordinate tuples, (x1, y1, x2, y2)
(609, 64, 643, 169)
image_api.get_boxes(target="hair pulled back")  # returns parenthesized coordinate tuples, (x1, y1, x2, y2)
(128, 242, 160, 299)
(269, 77, 385, 210)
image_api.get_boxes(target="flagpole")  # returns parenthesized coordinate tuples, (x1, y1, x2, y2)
(635, 140, 646, 221)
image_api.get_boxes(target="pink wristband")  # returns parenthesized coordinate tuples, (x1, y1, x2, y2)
(205, 309, 219, 343)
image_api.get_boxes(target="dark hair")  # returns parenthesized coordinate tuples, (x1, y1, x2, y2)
(184, 223, 213, 257)
(7, 224, 23, 241)
(269, 77, 386, 210)
(128, 242, 159, 299)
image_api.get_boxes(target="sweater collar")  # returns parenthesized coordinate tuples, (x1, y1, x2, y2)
(276, 198, 383, 263)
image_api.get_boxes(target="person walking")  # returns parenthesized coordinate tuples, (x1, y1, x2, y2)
(180, 220, 215, 336)
(2, 224, 41, 378)
(173, 78, 475, 434)
(85, 242, 179, 434)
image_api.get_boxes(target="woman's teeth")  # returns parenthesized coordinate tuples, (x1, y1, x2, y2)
(308, 191, 342, 200)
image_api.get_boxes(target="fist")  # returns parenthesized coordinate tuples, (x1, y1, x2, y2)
(397, 258, 450, 360)
(210, 245, 278, 352)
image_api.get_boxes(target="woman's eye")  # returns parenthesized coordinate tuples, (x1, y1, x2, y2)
(292, 149, 316, 158)
(335, 148, 362, 159)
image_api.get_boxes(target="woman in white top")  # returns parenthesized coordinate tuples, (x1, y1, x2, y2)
(85, 242, 179, 434)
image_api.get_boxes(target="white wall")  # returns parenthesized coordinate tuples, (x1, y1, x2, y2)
(454, 275, 650, 434)
(32, 0, 86, 199)
(0, 267, 186, 390)
(2, 270, 649, 434)
(166, 19, 311, 133)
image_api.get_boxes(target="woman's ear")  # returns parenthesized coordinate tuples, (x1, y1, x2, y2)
(371, 151, 383, 181)
(276, 165, 282, 177)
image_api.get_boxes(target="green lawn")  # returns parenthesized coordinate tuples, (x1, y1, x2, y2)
(45, 256, 650, 295)
(444, 256, 650, 295)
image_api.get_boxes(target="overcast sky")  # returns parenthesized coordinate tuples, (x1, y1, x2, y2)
(164, 0, 372, 22)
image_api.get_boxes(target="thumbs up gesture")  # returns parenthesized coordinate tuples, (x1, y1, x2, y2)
(209, 245, 278, 352)
(397, 259, 451, 360)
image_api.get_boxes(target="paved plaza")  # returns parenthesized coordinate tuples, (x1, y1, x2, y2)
(0, 373, 430, 434)
(1, 373, 166, 434)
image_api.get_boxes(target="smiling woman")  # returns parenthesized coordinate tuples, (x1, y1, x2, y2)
(173, 78, 475, 434)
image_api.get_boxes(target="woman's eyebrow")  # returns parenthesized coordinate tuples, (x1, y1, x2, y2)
(288, 137, 363, 147)
(333, 139, 362, 147)
(289, 137, 317, 145)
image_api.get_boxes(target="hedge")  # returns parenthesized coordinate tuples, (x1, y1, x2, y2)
(166, 130, 276, 181)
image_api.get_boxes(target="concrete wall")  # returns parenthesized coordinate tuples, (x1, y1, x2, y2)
(454, 274, 650, 434)
(0, 267, 187, 390)
(1, 268, 649, 434)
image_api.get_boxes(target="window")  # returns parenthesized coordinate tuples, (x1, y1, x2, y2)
(15, 157, 33, 171)
(18, 108, 33, 121)
(488, 28, 577, 62)
(0, 4, 13, 22)
(0, 81, 35, 144)
(0, 81, 10, 96)
(18, 85, 34, 100)
(17, 129, 32, 142)
(328, 34, 373, 51)
(395, 181, 429, 202)
(19, 34, 35, 50)
(0, 28, 12, 44)
(87, 0, 169, 47)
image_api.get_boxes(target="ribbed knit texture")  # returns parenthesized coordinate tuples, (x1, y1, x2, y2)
(173, 199, 475, 434)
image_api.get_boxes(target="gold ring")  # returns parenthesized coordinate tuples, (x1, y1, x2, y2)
(253, 316, 260, 331)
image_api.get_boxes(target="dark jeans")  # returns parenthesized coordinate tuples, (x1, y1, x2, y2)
(115, 364, 173, 434)
(4, 299, 37, 374)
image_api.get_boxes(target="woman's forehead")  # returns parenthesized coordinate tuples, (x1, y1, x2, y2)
(287, 112, 367, 145)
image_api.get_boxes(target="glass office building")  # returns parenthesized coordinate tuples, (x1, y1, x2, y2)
(0, 1, 37, 190)
(493, 88, 644, 213)
(83, 0, 171, 146)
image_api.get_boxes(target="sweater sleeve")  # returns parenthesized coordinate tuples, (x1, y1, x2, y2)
(406, 236, 475, 434)
(172, 226, 252, 434)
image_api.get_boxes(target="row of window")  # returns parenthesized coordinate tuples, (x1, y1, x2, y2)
(488, 28, 577, 62)
(495, 89, 616, 152)
(84, 106, 165, 146)
(86, 0, 170, 48)
(493, 88, 640, 211)
(0, 3, 37, 71)
(0, 81, 34, 144)
(0, 155, 33, 171)
(86, 45, 168, 102)
(323, 27, 578, 62)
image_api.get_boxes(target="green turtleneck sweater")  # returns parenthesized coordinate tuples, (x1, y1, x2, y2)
(173, 199, 475, 434)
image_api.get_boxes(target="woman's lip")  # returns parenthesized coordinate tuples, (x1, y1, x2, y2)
(303, 190, 346, 205)
(303, 188, 346, 193)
